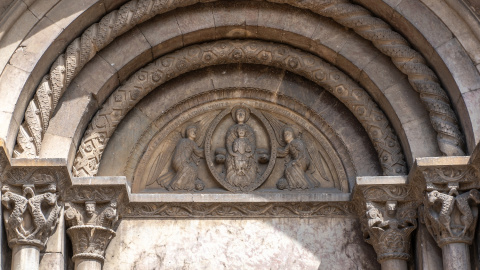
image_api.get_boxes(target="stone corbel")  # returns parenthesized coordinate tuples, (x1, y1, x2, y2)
(64, 178, 127, 270)
(1, 164, 67, 270)
(353, 176, 418, 270)
(412, 156, 480, 270)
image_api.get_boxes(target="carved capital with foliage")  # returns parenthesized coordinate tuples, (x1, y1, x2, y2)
(65, 184, 124, 262)
(353, 177, 418, 262)
(1, 167, 64, 249)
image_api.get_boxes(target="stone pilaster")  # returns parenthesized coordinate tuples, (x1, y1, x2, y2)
(353, 176, 418, 270)
(64, 182, 125, 270)
(413, 156, 480, 270)
(1, 166, 66, 270)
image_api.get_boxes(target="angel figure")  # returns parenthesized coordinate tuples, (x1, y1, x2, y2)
(225, 106, 257, 188)
(276, 126, 326, 190)
(167, 125, 205, 191)
(149, 125, 205, 191)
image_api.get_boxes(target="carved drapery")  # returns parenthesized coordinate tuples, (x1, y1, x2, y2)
(127, 89, 355, 193)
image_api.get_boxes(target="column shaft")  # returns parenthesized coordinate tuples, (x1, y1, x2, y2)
(11, 245, 40, 270)
(75, 259, 102, 270)
(442, 243, 471, 270)
(380, 259, 407, 270)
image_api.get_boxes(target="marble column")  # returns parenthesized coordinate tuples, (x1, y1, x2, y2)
(353, 177, 418, 270)
(1, 184, 61, 270)
(422, 188, 480, 270)
(65, 200, 118, 270)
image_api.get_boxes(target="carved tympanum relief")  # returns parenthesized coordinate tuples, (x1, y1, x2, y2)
(135, 100, 348, 193)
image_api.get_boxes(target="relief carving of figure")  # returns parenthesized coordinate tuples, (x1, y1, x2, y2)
(149, 125, 205, 191)
(225, 107, 258, 188)
(276, 126, 323, 190)
(167, 125, 205, 191)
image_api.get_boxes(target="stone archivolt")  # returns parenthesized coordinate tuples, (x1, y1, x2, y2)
(14, 0, 463, 162)
(73, 40, 405, 179)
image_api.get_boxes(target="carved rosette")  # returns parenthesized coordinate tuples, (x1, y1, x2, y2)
(362, 201, 417, 262)
(1, 184, 60, 249)
(418, 165, 480, 247)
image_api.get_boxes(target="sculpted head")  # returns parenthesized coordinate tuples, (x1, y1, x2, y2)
(237, 126, 247, 138)
(236, 108, 246, 123)
(283, 126, 294, 143)
(185, 125, 197, 140)
(426, 190, 439, 205)
(386, 201, 397, 218)
(85, 201, 96, 218)
(232, 106, 250, 124)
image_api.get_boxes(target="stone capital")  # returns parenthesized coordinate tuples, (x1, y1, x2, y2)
(353, 176, 418, 262)
(1, 182, 61, 249)
(64, 182, 126, 263)
(421, 188, 480, 247)
(411, 157, 480, 247)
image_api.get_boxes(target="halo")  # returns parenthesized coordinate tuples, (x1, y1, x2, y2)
(231, 104, 251, 123)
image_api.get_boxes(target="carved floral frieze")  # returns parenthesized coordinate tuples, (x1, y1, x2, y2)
(123, 202, 357, 218)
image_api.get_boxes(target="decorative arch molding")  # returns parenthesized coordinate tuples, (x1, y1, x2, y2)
(38, 2, 439, 168)
(72, 40, 406, 178)
(14, 0, 464, 161)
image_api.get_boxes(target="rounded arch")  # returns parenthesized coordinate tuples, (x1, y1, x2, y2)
(9, 0, 465, 161)
(40, 1, 438, 170)
(71, 39, 406, 178)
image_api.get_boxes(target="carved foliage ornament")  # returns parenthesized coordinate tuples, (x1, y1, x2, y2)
(421, 166, 480, 192)
(65, 200, 118, 262)
(1, 184, 60, 249)
(73, 40, 405, 179)
(362, 201, 417, 262)
(16, 0, 463, 162)
(123, 202, 357, 218)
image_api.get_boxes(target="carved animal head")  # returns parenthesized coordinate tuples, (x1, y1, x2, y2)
(426, 190, 440, 205)
(43, 192, 58, 205)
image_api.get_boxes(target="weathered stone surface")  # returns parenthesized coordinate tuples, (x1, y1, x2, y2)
(104, 218, 380, 270)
